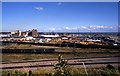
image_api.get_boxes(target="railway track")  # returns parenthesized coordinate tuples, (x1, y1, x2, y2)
(1, 56, 120, 70)
(1, 62, 120, 69)
(2, 49, 120, 54)
(1, 56, 120, 64)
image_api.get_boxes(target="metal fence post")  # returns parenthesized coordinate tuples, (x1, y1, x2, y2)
(82, 62, 88, 76)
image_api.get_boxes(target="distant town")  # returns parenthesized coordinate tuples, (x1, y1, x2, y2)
(0, 29, 120, 46)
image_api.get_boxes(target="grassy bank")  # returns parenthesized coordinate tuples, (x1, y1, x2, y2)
(2, 53, 120, 62)
(1, 44, 120, 62)
(2, 66, 120, 76)
(1, 54, 120, 76)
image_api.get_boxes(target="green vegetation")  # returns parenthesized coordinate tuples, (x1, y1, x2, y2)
(1, 44, 120, 75)
(2, 52, 120, 62)
(2, 54, 71, 62)
(2, 67, 120, 76)
(2, 44, 120, 52)
(2, 44, 120, 62)
(2, 44, 59, 49)
(2, 55, 120, 76)
(53, 54, 68, 76)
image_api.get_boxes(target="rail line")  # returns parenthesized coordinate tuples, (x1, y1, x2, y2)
(2, 49, 120, 54)
(1, 62, 120, 69)
(1, 56, 120, 69)
(1, 56, 120, 64)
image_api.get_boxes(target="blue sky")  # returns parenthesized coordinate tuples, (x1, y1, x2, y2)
(2, 2, 118, 32)
(2, 0, 120, 2)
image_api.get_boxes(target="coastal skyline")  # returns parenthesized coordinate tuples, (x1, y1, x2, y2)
(2, 2, 118, 32)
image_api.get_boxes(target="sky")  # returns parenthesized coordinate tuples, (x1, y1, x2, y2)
(2, 0, 120, 2)
(2, 2, 118, 32)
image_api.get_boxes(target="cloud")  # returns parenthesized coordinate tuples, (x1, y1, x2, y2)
(47, 25, 114, 32)
(65, 27, 69, 30)
(48, 28, 56, 31)
(88, 25, 113, 30)
(34, 7, 44, 11)
(58, 2, 62, 5)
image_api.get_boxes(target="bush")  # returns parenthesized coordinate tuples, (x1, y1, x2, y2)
(106, 64, 115, 69)
(52, 54, 70, 76)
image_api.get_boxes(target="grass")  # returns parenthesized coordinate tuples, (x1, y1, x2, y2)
(2, 67, 120, 76)
(2, 44, 120, 52)
(1, 44, 120, 63)
(1, 54, 120, 76)
(2, 44, 59, 49)
(2, 53, 119, 62)
(1, 44, 120, 62)
(1, 54, 79, 62)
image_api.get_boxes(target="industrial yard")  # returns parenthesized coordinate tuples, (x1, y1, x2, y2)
(1, 32, 120, 76)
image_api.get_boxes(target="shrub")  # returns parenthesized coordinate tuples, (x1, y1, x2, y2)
(53, 54, 70, 76)
(106, 64, 115, 69)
